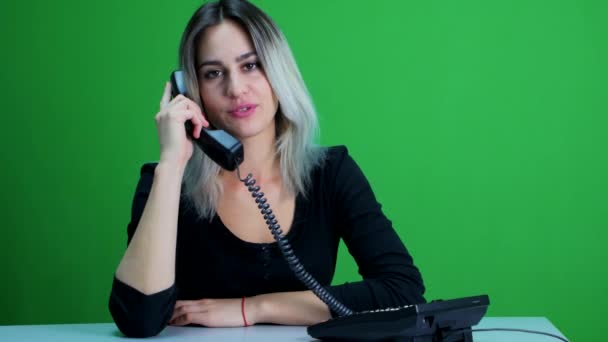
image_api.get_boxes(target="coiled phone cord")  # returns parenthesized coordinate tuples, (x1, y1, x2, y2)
(236, 165, 354, 317)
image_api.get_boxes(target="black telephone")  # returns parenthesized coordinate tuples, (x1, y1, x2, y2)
(170, 70, 243, 171)
(169, 70, 490, 341)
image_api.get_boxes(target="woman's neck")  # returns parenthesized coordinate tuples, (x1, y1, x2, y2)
(221, 126, 280, 185)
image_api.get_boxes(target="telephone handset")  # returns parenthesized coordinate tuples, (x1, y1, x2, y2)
(169, 70, 243, 171)
(168, 70, 490, 341)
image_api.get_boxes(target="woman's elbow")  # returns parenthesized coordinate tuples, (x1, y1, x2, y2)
(108, 293, 168, 338)
(389, 273, 426, 305)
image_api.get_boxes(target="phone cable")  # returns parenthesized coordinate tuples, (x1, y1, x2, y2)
(236, 164, 353, 317)
(447, 327, 568, 342)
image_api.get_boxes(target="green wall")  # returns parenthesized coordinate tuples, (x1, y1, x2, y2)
(1, 1, 606, 341)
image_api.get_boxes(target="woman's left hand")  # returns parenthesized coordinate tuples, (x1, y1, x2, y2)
(170, 298, 256, 327)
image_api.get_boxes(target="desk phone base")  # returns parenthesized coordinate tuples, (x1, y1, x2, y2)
(307, 294, 489, 341)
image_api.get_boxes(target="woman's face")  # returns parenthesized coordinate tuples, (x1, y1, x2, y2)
(196, 20, 279, 140)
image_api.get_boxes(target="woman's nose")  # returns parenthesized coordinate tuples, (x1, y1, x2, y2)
(226, 73, 248, 98)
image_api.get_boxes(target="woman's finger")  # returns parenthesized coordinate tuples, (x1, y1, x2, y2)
(172, 299, 214, 321)
(169, 109, 204, 138)
(175, 299, 202, 307)
(159, 82, 172, 110)
(190, 113, 205, 139)
(180, 99, 210, 136)
(171, 311, 208, 326)
(174, 298, 212, 312)
(171, 304, 199, 321)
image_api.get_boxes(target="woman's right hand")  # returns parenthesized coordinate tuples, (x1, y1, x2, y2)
(155, 82, 209, 169)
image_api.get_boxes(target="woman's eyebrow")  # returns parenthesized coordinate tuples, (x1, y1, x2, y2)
(235, 51, 256, 62)
(197, 51, 257, 70)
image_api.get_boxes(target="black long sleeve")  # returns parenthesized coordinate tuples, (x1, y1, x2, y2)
(108, 146, 425, 336)
(109, 277, 177, 337)
(323, 147, 425, 316)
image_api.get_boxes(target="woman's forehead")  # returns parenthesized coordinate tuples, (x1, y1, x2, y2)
(197, 20, 255, 62)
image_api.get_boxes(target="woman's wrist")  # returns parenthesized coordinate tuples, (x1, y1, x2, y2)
(155, 160, 186, 178)
(247, 294, 269, 325)
(243, 291, 331, 326)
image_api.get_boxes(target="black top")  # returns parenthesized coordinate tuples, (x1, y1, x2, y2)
(109, 146, 425, 337)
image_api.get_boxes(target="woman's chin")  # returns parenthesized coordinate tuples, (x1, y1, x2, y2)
(217, 115, 275, 141)
(232, 130, 264, 141)
(228, 124, 273, 141)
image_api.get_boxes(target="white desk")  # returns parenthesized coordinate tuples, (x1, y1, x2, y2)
(0, 317, 568, 341)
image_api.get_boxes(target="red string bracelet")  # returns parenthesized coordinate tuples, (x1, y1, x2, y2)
(241, 297, 250, 327)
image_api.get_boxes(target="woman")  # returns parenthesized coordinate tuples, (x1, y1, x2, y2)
(109, 0, 425, 337)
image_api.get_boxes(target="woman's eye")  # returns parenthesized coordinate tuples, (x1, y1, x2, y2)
(243, 62, 259, 71)
(204, 70, 222, 79)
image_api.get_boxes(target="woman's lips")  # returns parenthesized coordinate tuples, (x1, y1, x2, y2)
(229, 104, 257, 118)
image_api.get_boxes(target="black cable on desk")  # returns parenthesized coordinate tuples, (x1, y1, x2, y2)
(446, 327, 569, 342)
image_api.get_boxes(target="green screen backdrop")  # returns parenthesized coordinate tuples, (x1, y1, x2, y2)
(1, 1, 606, 341)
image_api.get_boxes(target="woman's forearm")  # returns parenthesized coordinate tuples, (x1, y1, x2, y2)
(115, 162, 184, 295)
(250, 290, 332, 326)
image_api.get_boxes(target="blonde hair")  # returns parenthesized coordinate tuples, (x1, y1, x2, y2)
(177, 0, 325, 220)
